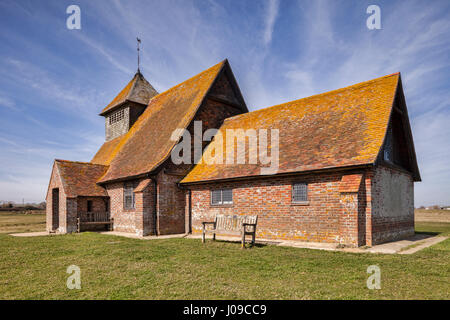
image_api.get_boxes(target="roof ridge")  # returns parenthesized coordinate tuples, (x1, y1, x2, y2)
(143, 60, 227, 106)
(56, 159, 108, 166)
(125, 72, 140, 101)
(224, 72, 400, 122)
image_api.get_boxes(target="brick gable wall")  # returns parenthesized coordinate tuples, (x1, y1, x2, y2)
(105, 181, 138, 233)
(46, 163, 78, 233)
(370, 165, 414, 244)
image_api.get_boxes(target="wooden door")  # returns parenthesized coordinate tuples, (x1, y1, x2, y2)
(52, 188, 59, 230)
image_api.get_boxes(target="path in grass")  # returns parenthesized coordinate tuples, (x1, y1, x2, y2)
(0, 222, 449, 299)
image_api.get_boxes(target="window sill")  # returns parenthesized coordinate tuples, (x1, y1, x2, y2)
(210, 204, 234, 208)
(291, 201, 310, 206)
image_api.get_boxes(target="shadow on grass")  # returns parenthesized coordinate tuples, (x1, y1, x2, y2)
(203, 239, 268, 248)
(415, 231, 440, 236)
(415, 221, 450, 237)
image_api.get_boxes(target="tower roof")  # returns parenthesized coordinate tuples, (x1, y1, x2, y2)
(99, 71, 158, 116)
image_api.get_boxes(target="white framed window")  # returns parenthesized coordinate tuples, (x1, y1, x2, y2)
(292, 183, 308, 203)
(211, 189, 233, 205)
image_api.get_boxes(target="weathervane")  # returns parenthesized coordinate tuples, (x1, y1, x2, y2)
(137, 37, 141, 73)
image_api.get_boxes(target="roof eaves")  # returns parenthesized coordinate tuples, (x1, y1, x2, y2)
(54, 160, 70, 197)
(180, 163, 374, 185)
(45, 161, 59, 200)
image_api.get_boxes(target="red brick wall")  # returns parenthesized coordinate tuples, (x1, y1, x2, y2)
(187, 166, 415, 246)
(106, 181, 138, 233)
(76, 197, 107, 213)
(105, 178, 156, 236)
(66, 198, 78, 233)
(46, 163, 72, 233)
(135, 180, 155, 236)
(188, 171, 365, 244)
(364, 170, 373, 246)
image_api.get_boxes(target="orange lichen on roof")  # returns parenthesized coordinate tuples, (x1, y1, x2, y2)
(339, 174, 363, 193)
(182, 73, 400, 183)
(100, 72, 158, 116)
(55, 160, 108, 197)
(97, 60, 226, 183)
(102, 77, 135, 114)
(91, 135, 126, 165)
(134, 178, 152, 193)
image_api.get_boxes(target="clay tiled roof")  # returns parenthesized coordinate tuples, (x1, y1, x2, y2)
(55, 160, 108, 197)
(134, 178, 152, 193)
(97, 60, 227, 183)
(182, 73, 401, 184)
(91, 135, 126, 166)
(339, 174, 363, 193)
(100, 71, 158, 116)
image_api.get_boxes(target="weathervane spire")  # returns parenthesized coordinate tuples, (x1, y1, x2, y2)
(137, 37, 141, 73)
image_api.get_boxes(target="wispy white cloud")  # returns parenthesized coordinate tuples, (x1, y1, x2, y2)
(0, 58, 102, 124)
(72, 32, 133, 75)
(0, 95, 17, 110)
(0, 136, 20, 147)
(263, 0, 280, 46)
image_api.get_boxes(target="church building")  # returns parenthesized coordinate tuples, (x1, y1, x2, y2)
(46, 59, 420, 247)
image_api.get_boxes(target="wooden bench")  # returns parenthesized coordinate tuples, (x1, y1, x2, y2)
(77, 212, 113, 233)
(202, 214, 258, 248)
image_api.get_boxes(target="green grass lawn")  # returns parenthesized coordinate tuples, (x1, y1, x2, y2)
(0, 211, 448, 299)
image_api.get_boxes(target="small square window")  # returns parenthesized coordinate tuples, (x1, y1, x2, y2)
(211, 189, 233, 205)
(109, 109, 125, 125)
(292, 183, 308, 202)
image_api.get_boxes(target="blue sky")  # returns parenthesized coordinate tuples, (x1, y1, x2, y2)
(0, 0, 449, 206)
